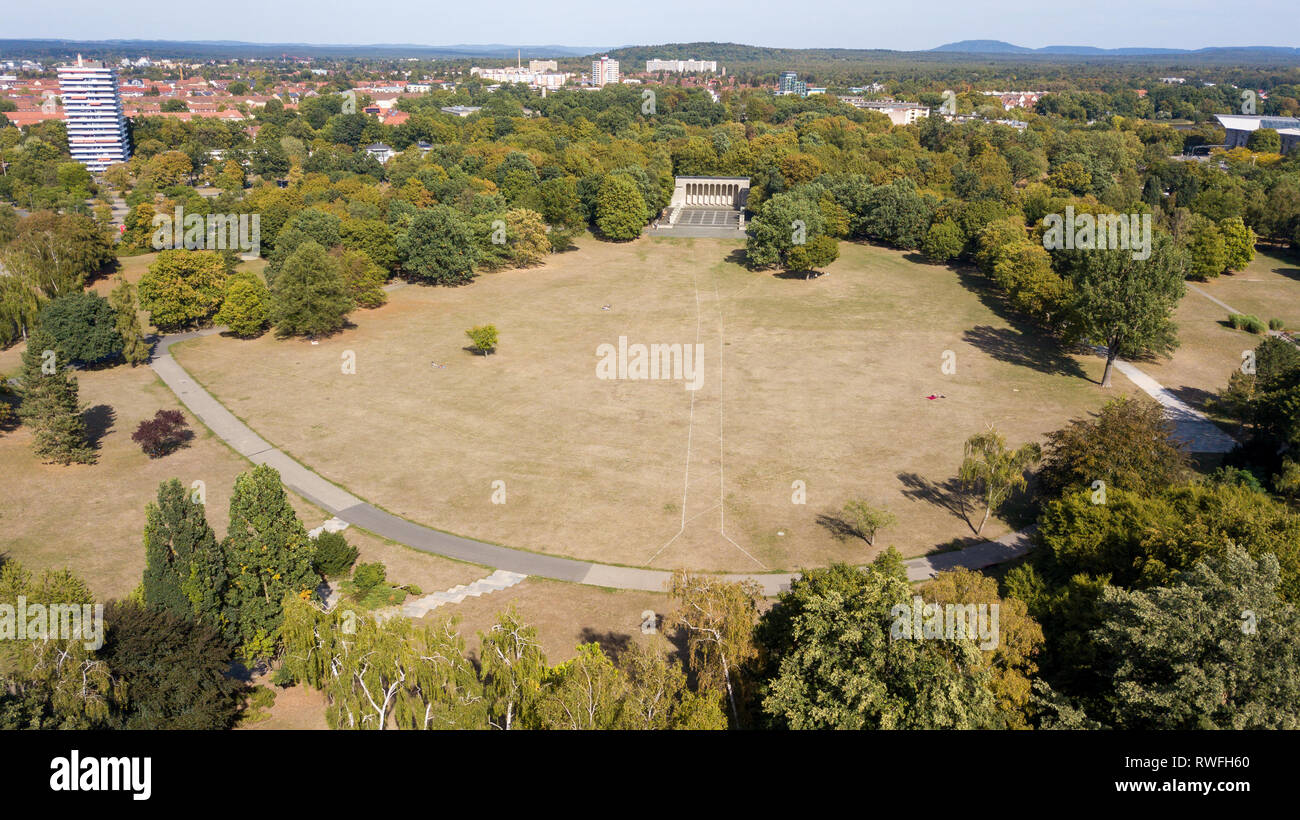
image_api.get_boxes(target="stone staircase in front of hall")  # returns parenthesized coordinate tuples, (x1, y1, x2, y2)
(397, 570, 529, 619)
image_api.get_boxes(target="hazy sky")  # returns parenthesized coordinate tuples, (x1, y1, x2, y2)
(2, 0, 1295, 51)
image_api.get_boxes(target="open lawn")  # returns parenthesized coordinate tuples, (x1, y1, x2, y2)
(1196, 248, 1300, 332)
(0, 346, 484, 602)
(1139, 248, 1300, 417)
(172, 236, 1146, 573)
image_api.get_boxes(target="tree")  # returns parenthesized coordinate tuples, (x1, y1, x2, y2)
(784, 233, 839, 275)
(478, 606, 548, 730)
(535, 643, 627, 730)
(35, 292, 122, 366)
(666, 570, 761, 726)
(340, 218, 398, 272)
(100, 601, 244, 730)
(333, 248, 388, 309)
(1059, 233, 1186, 387)
(108, 277, 151, 365)
(142, 477, 228, 631)
(744, 191, 824, 270)
(122, 203, 156, 250)
(266, 208, 342, 284)
(922, 568, 1044, 728)
(616, 640, 727, 730)
(958, 427, 1041, 535)
(131, 409, 192, 457)
(145, 150, 192, 187)
(221, 464, 320, 658)
(3, 211, 114, 297)
(477, 207, 551, 270)
(0, 274, 41, 348)
(1037, 481, 1300, 601)
(465, 324, 498, 355)
(0, 561, 122, 728)
(855, 177, 932, 249)
(16, 329, 95, 464)
(311, 531, 358, 578)
(922, 218, 965, 262)
(1218, 216, 1256, 272)
(398, 206, 478, 285)
(282, 598, 484, 729)
(1039, 396, 1190, 497)
(1092, 549, 1300, 729)
(594, 173, 647, 241)
(840, 499, 896, 546)
(990, 240, 1072, 327)
(1246, 127, 1281, 154)
(269, 240, 352, 338)
(754, 563, 1003, 729)
(213, 272, 271, 337)
(215, 159, 245, 192)
(1185, 217, 1227, 280)
(138, 250, 230, 331)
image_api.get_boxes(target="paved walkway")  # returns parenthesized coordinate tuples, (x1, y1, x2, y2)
(1110, 358, 1237, 453)
(150, 329, 1036, 595)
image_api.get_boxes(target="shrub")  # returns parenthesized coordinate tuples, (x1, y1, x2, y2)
(1270, 318, 1285, 331)
(465, 324, 498, 355)
(1229, 313, 1267, 334)
(131, 409, 191, 457)
(352, 561, 386, 593)
(269, 667, 297, 688)
(312, 530, 358, 577)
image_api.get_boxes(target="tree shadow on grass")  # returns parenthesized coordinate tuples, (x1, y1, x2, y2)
(1166, 383, 1219, 414)
(897, 471, 975, 531)
(724, 248, 749, 268)
(83, 404, 115, 449)
(773, 270, 828, 280)
(953, 266, 1092, 382)
(578, 628, 633, 662)
(815, 511, 864, 542)
(963, 325, 1091, 381)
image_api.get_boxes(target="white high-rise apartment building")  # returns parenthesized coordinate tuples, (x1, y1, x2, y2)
(591, 56, 619, 87)
(57, 55, 130, 172)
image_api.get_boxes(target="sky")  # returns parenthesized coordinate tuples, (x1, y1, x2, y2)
(1, 0, 1295, 52)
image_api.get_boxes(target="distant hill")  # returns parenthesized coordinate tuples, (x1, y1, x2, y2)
(932, 40, 1300, 57)
(931, 40, 1032, 54)
(0, 38, 604, 60)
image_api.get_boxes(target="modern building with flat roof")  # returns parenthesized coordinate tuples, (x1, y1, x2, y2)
(778, 71, 807, 97)
(57, 55, 130, 172)
(1215, 113, 1300, 154)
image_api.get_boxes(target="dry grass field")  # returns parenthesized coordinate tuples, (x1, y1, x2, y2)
(1138, 248, 1300, 417)
(172, 236, 1150, 572)
(0, 345, 484, 602)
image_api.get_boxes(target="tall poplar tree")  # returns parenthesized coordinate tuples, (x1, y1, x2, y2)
(142, 478, 228, 634)
(221, 464, 319, 658)
(16, 329, 95, 464)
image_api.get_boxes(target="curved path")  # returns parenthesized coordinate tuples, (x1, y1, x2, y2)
(150, 329, 1034, 595)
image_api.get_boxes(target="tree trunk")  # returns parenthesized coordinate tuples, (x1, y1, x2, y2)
(721, 653, 738, 726)
(977, 505, 991, 536)
(1102, 347, 1117, 387)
